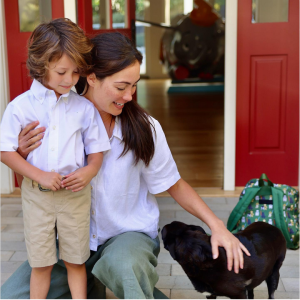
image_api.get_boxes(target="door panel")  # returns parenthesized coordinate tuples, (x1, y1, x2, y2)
(236, 0, 299, 186)
(249, 55, 287, 151)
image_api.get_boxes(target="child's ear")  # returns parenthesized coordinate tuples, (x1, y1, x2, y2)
(87, 73, 97, 87)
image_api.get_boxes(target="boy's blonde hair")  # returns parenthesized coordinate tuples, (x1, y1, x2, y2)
(27, 18, 93, 83)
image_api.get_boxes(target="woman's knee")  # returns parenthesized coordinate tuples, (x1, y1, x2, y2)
(95, 249, 157, 284)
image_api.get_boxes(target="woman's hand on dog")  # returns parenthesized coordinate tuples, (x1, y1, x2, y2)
(17, 121, 45, 159)
(167, 179, 251, 275)
(210, 220, 251, 274)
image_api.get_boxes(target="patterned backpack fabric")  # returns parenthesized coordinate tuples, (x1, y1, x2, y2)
(227, 174, 299, 249)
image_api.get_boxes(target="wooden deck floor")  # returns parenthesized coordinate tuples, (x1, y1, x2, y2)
(137, 79, 224, 188)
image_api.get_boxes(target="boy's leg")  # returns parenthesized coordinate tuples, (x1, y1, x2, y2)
(30, 265, 53, 299)
(55, 184, 91, 298)
(91, 232, 168, 299)
(64, 262, 87, 299)
(0, 251, 102, 299)
(0, 259, 71, 299)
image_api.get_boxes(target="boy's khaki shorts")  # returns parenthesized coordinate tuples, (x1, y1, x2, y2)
(21, 177, 91, 268)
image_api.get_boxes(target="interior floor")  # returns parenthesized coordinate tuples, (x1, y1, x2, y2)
(137, 79, 224, 187)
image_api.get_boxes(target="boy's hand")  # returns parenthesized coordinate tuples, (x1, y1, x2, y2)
(39, 171, 63, 191)
(61, 166, 95, 192)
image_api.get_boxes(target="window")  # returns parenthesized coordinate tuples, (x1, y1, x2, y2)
(252, 0, 289, 23)
(18, 0, 52, 32)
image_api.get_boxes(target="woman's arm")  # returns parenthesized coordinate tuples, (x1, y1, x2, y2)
(167, 178, 250, 274)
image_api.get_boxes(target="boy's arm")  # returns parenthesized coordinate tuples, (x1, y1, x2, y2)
(1, 152, 62, 191)
(61, 153, 103, 192)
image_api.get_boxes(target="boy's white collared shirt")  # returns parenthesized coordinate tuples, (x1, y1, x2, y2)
(0, 79, 110, 175)
(89, 117, 181, 250)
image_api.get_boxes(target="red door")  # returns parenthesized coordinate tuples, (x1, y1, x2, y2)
(4, 0, 64, 187)
(4, 0, 65, 101)
(77, 0, 135, 39)
(236, 0, 299, 186)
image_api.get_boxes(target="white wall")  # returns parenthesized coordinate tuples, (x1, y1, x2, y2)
(223, 0, 238, 190)
(0, 0, 15, 194)
(63, 0, 77, 23)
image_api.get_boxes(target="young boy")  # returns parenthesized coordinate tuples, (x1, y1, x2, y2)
(0, 18, 110, 298)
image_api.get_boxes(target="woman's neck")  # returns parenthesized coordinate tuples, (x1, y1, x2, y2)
(84, 86, 115, 137)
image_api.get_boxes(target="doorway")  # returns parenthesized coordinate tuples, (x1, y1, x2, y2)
(136, 0, 226, 187)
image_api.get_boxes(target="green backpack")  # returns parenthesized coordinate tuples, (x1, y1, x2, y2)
(227, 174, 299, 249)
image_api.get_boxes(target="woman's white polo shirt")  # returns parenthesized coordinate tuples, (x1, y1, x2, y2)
(89, 117, 181, 250)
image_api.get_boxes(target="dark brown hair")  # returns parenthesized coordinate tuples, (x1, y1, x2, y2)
(76, 32, 155, 166)
(27, 18, 93, 83)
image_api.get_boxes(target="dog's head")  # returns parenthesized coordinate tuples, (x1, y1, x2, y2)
(161, 221, 213, 270)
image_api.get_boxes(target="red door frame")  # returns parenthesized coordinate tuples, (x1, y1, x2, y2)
(77, 0, 135, 39)
(236, 0, 299, 186)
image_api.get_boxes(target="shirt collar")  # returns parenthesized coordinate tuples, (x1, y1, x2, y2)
(112, 117, 123, 141)
(30, 79, 70, 104)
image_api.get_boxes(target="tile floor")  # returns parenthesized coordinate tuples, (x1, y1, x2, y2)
(1, 196, 299, 299)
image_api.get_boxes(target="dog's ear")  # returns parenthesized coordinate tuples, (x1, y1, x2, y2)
(172, 236, 214, 277)
(180, 236, 214, 269)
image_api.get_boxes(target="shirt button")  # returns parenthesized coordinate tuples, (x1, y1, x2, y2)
(92, 210, 95, 215)
(39, 97, 42, 100)
(47, 91, 51, 95)
(51, 148, 54, 151)
(53, 126, 56, 130)
(93, 235, 96, 239)
(51, 169, 55, 172)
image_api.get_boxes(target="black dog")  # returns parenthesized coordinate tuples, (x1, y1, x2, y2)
(161, 221, 286, 299)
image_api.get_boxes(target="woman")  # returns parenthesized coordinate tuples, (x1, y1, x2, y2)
(1, 32, 249, 299)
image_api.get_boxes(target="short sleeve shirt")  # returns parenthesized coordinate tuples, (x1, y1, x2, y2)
(0, 79, 111, 175)
(89, 117, 181, 250)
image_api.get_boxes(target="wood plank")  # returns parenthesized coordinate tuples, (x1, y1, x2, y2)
(138, 79, 224, 187)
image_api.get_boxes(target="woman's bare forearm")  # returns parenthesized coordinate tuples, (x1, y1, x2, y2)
(167, 178, 221, 229)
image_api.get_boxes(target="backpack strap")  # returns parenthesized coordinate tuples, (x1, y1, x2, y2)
(272, 187, 295, 249)
(227, 187, 260, 232)
(259, 173, 274, 187)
